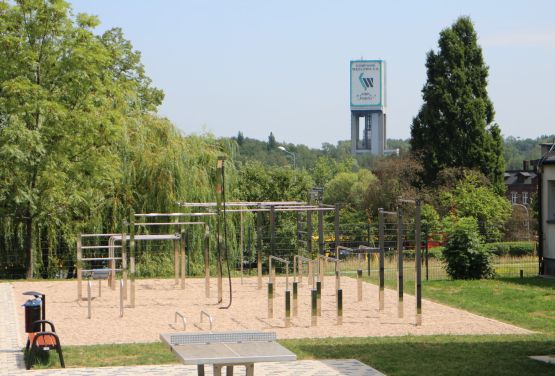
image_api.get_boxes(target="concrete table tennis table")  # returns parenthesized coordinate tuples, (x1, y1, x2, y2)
(160, 331, 296, 376)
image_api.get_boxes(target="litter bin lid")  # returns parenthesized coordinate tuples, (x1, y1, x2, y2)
(23, 291, 43, 298)
(22, 298, 42, 307)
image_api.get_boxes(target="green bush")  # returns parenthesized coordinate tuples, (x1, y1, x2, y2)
(442, 217, 495, 279)
(485, 242, 536, 257)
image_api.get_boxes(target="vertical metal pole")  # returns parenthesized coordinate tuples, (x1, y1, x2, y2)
(307, 209, 313, 254)
(425, 231, 429, 281)
(337, 288, 343, 325)
(335, 269, 340, 293)
(316, 281, 322, 316)
(77, 236, 82, 300)
(378, 209, 385, 311)
(311, 289, 317, 326)
(181, 229, 186, 290)
(318, 207, 324, 255)
(285, 290, 291, 327)
(257, 212, 263, 290)
(87, 280, 92, 319)
(357, 269, 362, 301)
(119, 279, 124, 317)
(334, 204, 340, 257)
(240, 210, 244, 284)
(204, 225, 210, 298)
(129, 211, 136, 308)
(415, 200, 422, 326)
(319, 256, 324, 288)
(367, 224, 371, 277)
(267, 282, 273, 319)
(397, 207, 404, 318)
(109, 237, 115, 290)
(121, 229, 128, 300)
(270, 206, 276, 257)
(292, 281, 298, 316)
(173, 240, 179, 285)
(308, 261, 313, 287)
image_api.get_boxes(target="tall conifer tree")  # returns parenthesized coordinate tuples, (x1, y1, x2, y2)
(411, 17, 504, 191)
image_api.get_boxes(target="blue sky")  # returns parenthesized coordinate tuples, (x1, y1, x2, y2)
(70, 0, 555, 148)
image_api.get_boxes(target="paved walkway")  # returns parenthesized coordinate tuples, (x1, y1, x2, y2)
(1, 283, 384, 375)
(0, 283, 25, 373)
(5, 360, 383, 375)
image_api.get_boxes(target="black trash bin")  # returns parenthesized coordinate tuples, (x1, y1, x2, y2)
(23, 298, 42, 333)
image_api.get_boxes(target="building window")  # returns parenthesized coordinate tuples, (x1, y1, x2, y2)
(511, 191, 518, 204)
(523, 192, 528, 205)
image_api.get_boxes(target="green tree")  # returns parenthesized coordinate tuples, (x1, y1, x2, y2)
(0, 0, 162, 278)
(439, 171, 512, 241)
(410, 16, 504, 191)
(267, 132, 276, 150)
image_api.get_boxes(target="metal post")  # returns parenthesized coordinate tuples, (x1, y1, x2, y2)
(308, 261, 313, 287)
(397, 207, 404, 318)
(267, 282, 273, 319)
(425, 230, 429, 281)
(337, 288, 343, 325)
(181, 229, 186, 290)
(292, 281, 298, 316)
(415, 200, 422, 326)
(257, 212, 263, 290)
(334, 204, 340, 257)
(87, 280, 92, 319)
(77, 236, 82, 300)
(307, 209, 313, 254)
(285, 290, 291, 327)
(318, 207, 324, 255)
(378, 209, 385, 311)
(311, 289, 317, 326)
(316, 281, 322, 316)
(121, 227, 128, 300)
(270, 206, 276, 256)
(357, 269, 362, 301)
(240, 210, 244, 284)
(130, 211, 136, 308)
(319, 257, 324, 289)
(174, 229, 179, 285)
(335, 270, 340, 294)
(119, 279, 124, 317)
(204, 225, 210, 298)
(367, 224, 371, 277)
(109, 235, 116, 290)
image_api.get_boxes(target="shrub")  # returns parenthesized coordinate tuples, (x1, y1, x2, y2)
(485, 242, 536, 257)
(442, 217, 495, 279)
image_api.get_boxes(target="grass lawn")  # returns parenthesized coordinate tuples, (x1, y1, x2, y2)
(28, 277, 555, 375)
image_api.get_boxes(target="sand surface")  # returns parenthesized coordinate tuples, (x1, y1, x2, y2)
(12, 276, 532, 346)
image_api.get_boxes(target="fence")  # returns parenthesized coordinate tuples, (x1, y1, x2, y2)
(0, 210, 540, 280)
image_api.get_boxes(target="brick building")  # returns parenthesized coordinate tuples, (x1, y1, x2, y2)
(504, 161, 537, 206)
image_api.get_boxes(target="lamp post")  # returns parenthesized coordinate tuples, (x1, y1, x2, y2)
(278, 146, 296, 169)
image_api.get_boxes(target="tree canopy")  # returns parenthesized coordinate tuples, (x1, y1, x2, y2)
(410, 16, 504, 191)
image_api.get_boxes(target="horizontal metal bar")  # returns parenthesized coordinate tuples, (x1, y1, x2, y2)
(398, 199, 416, 204)
(177, 201, 306, 207)
(80, 234, 120, 238)
(381, 211, 397, 215)
(269, 255, 289, 264)
(137, 222, 206, 226)
(80, 268, 122, 273)
(135, 212, 216, 217)
(80, 245, 122, 249)
(80, 257, 122, 261)
(320, 255, 340, 262)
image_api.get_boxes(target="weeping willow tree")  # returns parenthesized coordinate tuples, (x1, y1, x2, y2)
(0, 0, 238, 278)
